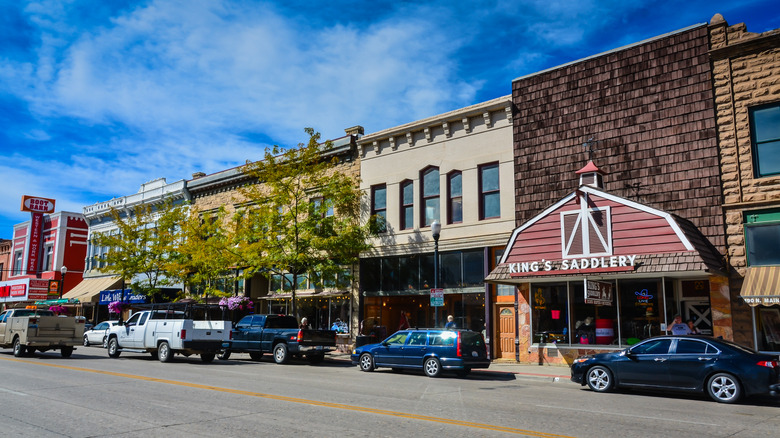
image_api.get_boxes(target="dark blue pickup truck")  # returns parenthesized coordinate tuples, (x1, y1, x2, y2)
(219, 314, 337, 364)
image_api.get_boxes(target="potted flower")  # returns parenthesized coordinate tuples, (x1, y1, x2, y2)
(108, 301, 128, 315)
(49, 305, 68, 315)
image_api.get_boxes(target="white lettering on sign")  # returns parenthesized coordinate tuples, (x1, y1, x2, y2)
(507, 255, 637, 274)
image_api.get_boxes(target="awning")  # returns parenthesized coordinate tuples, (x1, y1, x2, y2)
(263, 290, 349, 300)
(62, 276, 122, 303)
(740, 266, 780, 307)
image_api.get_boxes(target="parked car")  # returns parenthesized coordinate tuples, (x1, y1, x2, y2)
(351, 329, 489, 377)
(220, 314, 336, 364)
(83, 320, 119, 347)
(571, 335, 780, 403)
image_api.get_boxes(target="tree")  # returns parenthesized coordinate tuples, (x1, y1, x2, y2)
(167, 206, 241, 300)
(235, 128, 378, 318)
(91, 200, 186, 301)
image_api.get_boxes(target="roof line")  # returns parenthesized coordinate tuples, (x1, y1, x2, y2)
(512, 23, 706, 83)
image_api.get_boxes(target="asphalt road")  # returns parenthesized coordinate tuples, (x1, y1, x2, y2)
(0, 345, 778, 438)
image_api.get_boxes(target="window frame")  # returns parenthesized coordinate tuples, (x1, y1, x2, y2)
(447, 170, 463, 224)
(420, 166, 440, 227)
(399, 179, 414, 230)
(749, 102, 780, 178)
(478, 162, 500, 220)
(371, 184, 387, 232)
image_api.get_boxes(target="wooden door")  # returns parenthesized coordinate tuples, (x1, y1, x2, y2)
(497, 306, 515, 359)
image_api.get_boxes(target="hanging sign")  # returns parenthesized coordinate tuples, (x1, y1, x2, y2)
(584, 279, 613, 306)
(20, 196, 56, 213)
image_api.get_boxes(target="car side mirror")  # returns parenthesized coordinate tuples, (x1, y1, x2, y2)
(382, 341, 389, 346)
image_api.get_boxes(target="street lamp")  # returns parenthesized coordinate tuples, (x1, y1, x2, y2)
(59, 266, 67, 299)
(431, 220, 441, 327)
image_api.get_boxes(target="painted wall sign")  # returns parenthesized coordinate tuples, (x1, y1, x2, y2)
(20, 196, 56, 213)
(507, 255, 637, 276)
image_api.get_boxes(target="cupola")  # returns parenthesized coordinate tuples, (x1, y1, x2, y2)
(575, 160, 607, 189)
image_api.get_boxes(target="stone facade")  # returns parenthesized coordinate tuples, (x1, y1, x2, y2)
(709, 14, 780, 347)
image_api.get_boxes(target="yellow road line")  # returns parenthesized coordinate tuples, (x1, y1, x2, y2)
(1, 356, 574, 437)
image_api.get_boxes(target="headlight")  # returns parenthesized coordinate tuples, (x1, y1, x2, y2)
(573, 357, 592, 364)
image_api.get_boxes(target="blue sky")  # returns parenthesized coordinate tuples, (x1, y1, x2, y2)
(1, 0, 779, 238)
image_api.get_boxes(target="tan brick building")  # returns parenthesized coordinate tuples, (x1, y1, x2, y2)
(187, 129, 363, 341)
(709, 14, 780, 352)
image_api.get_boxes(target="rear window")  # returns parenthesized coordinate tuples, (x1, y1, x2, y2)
(460, 331, 485, 347)
(266, 316, 298, 329)
(429, 331, 457, 346)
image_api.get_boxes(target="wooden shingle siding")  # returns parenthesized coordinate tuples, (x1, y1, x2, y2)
(512, 26, 723, 252)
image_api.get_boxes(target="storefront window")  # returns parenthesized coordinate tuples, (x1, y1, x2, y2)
(757, 308, 780, 352)
(572, 281, 617, 345)
(531, 283, 569, 344)
(619, 279, 662, 342)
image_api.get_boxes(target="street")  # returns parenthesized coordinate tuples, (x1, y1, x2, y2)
(0, 346, 778, 438)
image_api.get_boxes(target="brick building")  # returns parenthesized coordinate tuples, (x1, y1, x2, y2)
(188, 129, 363, 338)
(709, 14, 780, 352)
(0, 239, 10, 282)
(487, 23, 730, 364)
(0, 210, 87, 307)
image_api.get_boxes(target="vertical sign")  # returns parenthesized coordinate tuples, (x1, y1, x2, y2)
(20, 196, 56, 277)
(26, 212, 43, 275)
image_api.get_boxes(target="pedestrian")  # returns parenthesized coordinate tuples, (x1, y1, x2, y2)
(687, 319, 700, 334)
(666, 315, 691, 335)
(299, 317, 311, 330)
(445, 315, 456, 329)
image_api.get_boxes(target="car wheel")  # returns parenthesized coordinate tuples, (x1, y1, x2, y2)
(61, 346, 74, 358)
(423, 357, 441, 377)
(218, 350, 231, 360)
(359, 353, 374, 372)
(13, 338, 26, 357)
(273, 344, 288, 364)
(102, 336, 108, 348)
(586, 366, 614, 392)
(249, 352, 263, 361)
(158, 341, 172, 363)
(201, 353, 215, 363)
(707, 373, 741, 403)
(83, 335, 90, 347)
(107, 338, 121, 358)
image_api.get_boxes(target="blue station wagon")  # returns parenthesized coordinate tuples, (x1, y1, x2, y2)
(351, 329, 490, 377)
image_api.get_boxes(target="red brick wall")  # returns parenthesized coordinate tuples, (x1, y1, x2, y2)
(512, 25, 723, 252)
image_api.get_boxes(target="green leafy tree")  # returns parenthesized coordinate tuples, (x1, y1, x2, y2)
(168, 206, 240, 300)
(91, 200, 186, 301)
(236, 128, 379, 317)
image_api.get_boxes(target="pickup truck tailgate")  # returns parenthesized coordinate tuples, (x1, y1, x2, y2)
(300, 329, 337, 346)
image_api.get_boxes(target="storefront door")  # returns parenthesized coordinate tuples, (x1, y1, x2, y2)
(497, 306, 515, 359)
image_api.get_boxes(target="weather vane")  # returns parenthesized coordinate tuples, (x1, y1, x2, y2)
(582, 137, 598, 161)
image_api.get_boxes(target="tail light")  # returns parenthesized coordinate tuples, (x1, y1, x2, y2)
(456, 332, 462, 357)
(229, 330, 233, 340)
(75, 319, 84, 324)
(758, 360, 778, 368)
(297, 330, 303, 342)
(180, 329, 187, 340)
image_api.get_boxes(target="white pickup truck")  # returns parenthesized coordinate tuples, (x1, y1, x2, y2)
(0, 308, 85, 358)
(106, 303, 230, 363)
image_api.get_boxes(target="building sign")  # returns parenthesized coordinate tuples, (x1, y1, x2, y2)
(430, 288, 444, 307)
(744, 297, 780, 306)
(99, 289, 147, 305)
(584, 280, 613, 306)
(48, 280, 60, 295)
(508, 255, 637, 277)
(0, 279, 32, 302)
(26, 212, 43, 275)
(28, 279, 50, 300)
(20, 196, 56, 213)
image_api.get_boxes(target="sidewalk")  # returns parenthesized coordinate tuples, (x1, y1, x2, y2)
(330, 353, 573, 383)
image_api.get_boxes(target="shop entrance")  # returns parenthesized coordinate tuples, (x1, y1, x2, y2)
(496, 306, 515, 359)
